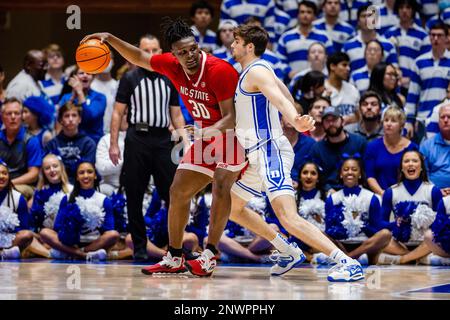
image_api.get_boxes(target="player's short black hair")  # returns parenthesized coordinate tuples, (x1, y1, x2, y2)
(161, 17, 195, 48)
(393, 0, 420, 16)
(299, 1, 318, 16)
(326, 52, 350, 71)
(190, 0, 214, 17)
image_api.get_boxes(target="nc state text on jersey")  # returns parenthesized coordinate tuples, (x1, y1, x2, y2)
(180, 86, 210, 102)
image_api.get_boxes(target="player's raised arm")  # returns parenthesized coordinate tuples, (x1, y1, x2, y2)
(247, 66, 315, 133)
(81, 33, 153, 71)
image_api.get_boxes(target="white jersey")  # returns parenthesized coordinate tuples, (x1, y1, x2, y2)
(234, 59, 284, 152)
(391, 181, 434, 207)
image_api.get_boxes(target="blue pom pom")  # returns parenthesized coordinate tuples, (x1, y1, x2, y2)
(31, 187, 61, 230)
(57, 201, 83, 246)
(145, 207, 169, 246)
(325, 204, 348, 240)
(185, 195, 210, 245)
(431, 212, 450, 254)
(110, 192, 127, 233)
(392, 201, 417, 242)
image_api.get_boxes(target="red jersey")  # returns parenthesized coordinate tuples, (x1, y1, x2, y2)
(150, 51, 239, 128)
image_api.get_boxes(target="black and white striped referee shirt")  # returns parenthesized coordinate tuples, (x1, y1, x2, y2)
(115, 68, 178, 128)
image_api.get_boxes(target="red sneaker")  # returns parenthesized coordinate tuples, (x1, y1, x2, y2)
(184, 249, 217, 277)
(141, 252, 187, 275)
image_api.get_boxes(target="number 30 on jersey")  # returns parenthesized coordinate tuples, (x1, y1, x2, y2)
(189, 99, 211, 119)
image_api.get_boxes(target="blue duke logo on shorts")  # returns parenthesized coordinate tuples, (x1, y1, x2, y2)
(269, 170, 281, 179)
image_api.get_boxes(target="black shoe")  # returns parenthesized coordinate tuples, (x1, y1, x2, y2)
(133, 250, 149, 262)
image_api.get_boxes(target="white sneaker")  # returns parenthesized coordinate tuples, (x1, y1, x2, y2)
(378, 253, 401, 265)
(0, 246, 21, 260)
(49, 249, 71, 260)
(86, 249, 107, 262)
(270, 242, 306, 276)
(358, 254, 369, 265)
(327, 259, 364, 282)
(311, 252, 336, 265)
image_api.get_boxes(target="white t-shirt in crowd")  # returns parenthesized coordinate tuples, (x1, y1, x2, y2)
(91, 77, 118, 134)
(325, 80, 360, 118)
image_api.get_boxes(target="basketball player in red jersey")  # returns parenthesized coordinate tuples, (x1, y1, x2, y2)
(82, 18, 248, 276)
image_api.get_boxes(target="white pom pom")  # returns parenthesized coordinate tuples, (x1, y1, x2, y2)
(247, 196, 267, 215)
(203, 193, 213, 208)
(409, 204, 436, 241)
(411, 204, 436, 230)
(0, 205, 20, 248)
(341, 195, 367, 238)
(76, 197, 105, 232)
(43, 191, 65, 229)
(298, 199, 325, 231)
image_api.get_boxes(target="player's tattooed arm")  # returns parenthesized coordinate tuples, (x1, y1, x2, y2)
(81, 33, 153, 71)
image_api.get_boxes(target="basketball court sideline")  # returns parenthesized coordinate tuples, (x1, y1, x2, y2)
(0, 260, 449, 300)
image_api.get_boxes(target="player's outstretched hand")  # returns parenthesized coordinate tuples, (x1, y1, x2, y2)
(294, 114, 315, 133)
(80, 32, 111, 44)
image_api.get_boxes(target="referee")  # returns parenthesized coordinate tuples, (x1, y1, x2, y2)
(110, 34, 187, 261)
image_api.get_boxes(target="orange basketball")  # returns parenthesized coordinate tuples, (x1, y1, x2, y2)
(75, 39, 111, 74)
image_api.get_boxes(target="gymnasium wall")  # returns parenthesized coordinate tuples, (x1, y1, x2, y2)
(0, 1, 221, 85)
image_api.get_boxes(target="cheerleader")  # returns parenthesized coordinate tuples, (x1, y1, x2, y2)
(27, 154, 73, 258)
(379, 150, 443, 265)
(39, 161, 119, 260)
(292, 162, 326, 261)
(323, 155, 392, 265)
(0, 160, 33, 260)
(422, 196, 450, 265)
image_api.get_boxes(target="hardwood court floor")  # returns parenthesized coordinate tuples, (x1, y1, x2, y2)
(0, 260, 449, 300)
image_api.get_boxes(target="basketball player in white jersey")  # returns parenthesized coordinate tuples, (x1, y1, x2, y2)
(228, 24, 364, 282)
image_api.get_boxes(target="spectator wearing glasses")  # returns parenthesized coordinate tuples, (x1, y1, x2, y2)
(405, 22, 450, 142)
(368, 62, 405, 111)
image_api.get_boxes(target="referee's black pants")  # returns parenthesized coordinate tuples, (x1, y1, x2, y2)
(122, 126, 177, 257)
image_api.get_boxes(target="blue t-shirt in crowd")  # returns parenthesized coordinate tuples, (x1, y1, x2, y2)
(420, 133, 450, 189)
(291, 134, 316, 183)
(310, 132, 367, 191)
(0, 126, 42, 178)
(364, 137, 418, 191)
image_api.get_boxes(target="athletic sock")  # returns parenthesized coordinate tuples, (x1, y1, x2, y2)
(168, 246, 183, 258)
(330, 249, 353, 265)
(205, 244, 218, 255)
(270, 233, 291, 253)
